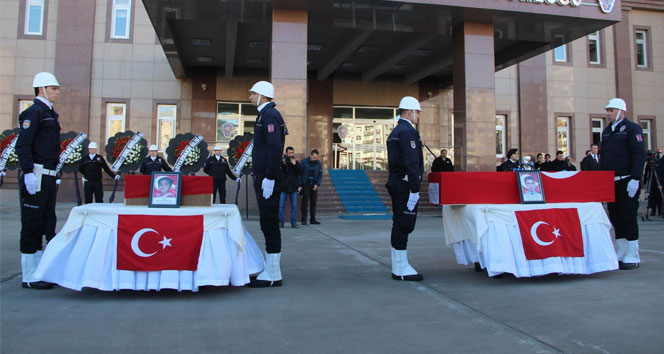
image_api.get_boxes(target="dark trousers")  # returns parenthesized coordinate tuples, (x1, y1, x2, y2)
(387, 179, 418, 250)
(20, 174, 57, 253)
(84, 180, 103, 203)
(607, 178, 640, 241)
(254, 174, 282, 253)
(301, 182, 318, 222)
(647, 179, 662, 215)
(213, 179, 227, 204)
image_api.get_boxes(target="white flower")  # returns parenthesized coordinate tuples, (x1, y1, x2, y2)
(123, 144, 142, 165)
(184, 147, 200, 166)
(64, 145, 83, 165)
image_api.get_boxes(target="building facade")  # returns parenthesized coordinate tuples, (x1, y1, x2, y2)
(1, 0, 662, 179)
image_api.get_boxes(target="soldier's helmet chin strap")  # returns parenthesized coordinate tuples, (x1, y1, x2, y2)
(40, 86, 52, 107)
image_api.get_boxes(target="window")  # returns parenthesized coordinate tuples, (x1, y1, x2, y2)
(106, 103, 126, 140)
(635, 30, 648, 68)
(592, 118, 604, 146)
(557, 117, 571, 156)
(216, 102, 259, 149)
(640, 120, 652, 151)
(157, 105, 176, 152)
(588, 31, 601, 65)
(111, 0, 131, 39)
(24, 0, 45, 35)
(554, 44, 568, 63)
(496, 115, 506, 158)
(19, 100, 33, 114)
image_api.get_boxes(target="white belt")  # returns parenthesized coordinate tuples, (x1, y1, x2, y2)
(402, 175, 408, 182)
(614, 175, 630, 181)
(41, 168, 57, 176)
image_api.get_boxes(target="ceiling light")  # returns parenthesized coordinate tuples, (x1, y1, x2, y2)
(246, 58, 263, 64)
(357, 46, 378, 54)
(308, 44, 324, 51)
(248, 41, 269, 49)
(413, 49, 431, 56)
(196, 56, 213, 63)
(341, 62, 359, 69)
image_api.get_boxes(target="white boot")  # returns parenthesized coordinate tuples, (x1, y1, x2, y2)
(391, 248, 423, 281)
(614, 238, 628, 262)
(620, 240, 640, 269)
(249, 252, 282, 287)
(21, 253, 53, 289)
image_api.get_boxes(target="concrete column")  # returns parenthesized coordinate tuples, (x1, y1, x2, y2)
(190, 68, 217, 137)
(613, 10, 633, 113)
(271, 8, 308, 156)
(54, 0, 95, 133)
(452, 22, 496, 171)
(307, 79, 333, 168)
(517, 53, 549, 157)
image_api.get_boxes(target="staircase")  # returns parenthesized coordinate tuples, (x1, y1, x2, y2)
(365, 170, 441, 216)
(327, 169, 392, 220)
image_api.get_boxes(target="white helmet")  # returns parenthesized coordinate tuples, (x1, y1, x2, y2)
(249, 81, 274, 99)
(149, 145, 158, 151)
(398, 96, 421, 111)
(88, 142, 98, 149)
(605, 98, 626, 111)
(214, 144, 223, 150)
(32, 72, 60, 88)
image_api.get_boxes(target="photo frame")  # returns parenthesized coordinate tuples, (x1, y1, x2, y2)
(148, 171, 182, 208)
(517, 171, 546, 204)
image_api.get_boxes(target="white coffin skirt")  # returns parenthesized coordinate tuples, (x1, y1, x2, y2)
(33, 224, 265, 292)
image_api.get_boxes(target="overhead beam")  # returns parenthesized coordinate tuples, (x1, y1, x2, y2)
(403, 56, 452, 85)
(316, 30, 372, 81)
(362, 34, 436, 83)
(225, 21, 238, 77)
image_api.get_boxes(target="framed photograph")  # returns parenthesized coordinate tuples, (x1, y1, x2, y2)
(517, 171, 546, 204)
(148, 171, 182, 208)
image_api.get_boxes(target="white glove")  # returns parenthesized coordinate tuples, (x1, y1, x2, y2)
(0, 171, 5, 177)
(236, 177, 242, 183)
(82, 177, 87, 184)
(627, 179, 639, 198)
(24, 172, 38, 195)
(115, 175, 121, 181)
(55, 179, 61, 185)
(406, 192, 420, 211)
(262, 178, 275, 199)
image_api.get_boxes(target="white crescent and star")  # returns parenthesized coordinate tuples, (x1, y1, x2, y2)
(131, 228, 173, 257)
(529, 221, 562, 247)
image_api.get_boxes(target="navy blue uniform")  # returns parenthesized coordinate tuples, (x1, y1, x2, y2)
(386, 118, 423, 250)
(15, 99, 60, 252)
(139, 156, 171, 175)
(79, 154, 116, 203)
(252, 102, 287, 253)
(600, 118, 646, 241)
(203, 155, 236, 204)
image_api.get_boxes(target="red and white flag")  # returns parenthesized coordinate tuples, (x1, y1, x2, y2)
(117, 215, 204, 271)
(515, 208, 584, 260)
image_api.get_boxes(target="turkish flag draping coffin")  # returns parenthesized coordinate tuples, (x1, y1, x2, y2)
(117, 215, 204, 271)
(124, 175, 213, 206)
(428, 171, 615, 205)
(515, 208, 584, 260)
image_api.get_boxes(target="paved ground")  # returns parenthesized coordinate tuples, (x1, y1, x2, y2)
(1, 202, 663, 354)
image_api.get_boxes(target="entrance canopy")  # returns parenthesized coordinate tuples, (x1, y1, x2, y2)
(143, 0, 621, 84)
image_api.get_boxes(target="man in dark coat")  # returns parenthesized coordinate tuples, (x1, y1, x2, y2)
(247, 81, 287, 288)
(600, 98, 646, 270)
(279, 146, 302, 228)
(580, 144, 601, 171)
(299, 149, 323, 225)
(431, 149, 454, 172)
(15, 72, 63, 289)
(499, 148, 521, 171)
(203, 144, 238, 204)
(79, 141, 119, 203)
(140, 145, 172, 175)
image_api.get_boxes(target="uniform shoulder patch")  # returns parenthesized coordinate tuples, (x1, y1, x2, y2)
(22, 120, 31, 129)
(620, 125, 626, 132)
(267, 124, 274, 133)
(636, 134, 643, 142)
(410, 140, 416, 149)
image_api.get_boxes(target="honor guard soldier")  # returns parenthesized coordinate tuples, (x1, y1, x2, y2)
(203, 144, 238, 204)
(79, 141, 119, 203)
(247, 81, 288, 288)
(600, 98, 646, 269)
(140, 145, 172, 175)
(15, 72, 62, 289)
(386, 96, 424, 281)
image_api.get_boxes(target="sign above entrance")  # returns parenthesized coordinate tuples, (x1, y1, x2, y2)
(509, 0, 616, 14)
